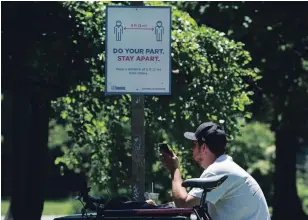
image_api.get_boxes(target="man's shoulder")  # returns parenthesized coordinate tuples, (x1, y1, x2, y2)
(207, 155, 236, 170)
(202, 155, 251, 179)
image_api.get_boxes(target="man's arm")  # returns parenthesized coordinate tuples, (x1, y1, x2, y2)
(171, 168, 200, 208)
(159, 150, 200, 208)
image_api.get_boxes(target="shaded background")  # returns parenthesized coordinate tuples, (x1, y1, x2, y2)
(1, 1, 308, 220)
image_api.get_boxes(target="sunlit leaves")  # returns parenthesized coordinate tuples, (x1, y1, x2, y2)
(50, 1, 260, 194)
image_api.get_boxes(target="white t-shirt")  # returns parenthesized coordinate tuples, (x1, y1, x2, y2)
(188, 154, 271, 220)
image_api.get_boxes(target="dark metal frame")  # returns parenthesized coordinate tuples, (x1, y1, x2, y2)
(193, 190, 211, 220)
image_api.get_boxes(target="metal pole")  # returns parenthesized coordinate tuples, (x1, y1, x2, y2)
(131, 1, 145, 202)
(131, 95, 145, 201)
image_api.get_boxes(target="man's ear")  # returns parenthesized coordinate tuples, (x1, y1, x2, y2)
(200, 143, 207, 153)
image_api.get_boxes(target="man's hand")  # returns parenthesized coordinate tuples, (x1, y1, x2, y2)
(146, 199, 157, 206)
(159, 150, 180, 172)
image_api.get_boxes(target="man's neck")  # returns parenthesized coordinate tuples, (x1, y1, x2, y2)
(201, 155, 217, 169)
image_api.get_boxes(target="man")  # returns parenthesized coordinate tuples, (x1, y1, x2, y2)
(156, 122, 271, 220)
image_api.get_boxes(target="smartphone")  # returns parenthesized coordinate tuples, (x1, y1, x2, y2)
(158, 143, 173, 156)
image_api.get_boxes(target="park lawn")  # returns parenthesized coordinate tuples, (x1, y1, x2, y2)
(1, 199, 76, 216)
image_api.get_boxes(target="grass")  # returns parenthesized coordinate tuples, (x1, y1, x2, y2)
(1, 199, 80, 216)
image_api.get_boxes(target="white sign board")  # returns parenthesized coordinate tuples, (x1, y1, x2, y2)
(105, 6, 171, 95)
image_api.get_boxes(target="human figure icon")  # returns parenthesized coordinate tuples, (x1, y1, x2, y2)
(114, 20, 123, 41)
(155, 21, 164, 42)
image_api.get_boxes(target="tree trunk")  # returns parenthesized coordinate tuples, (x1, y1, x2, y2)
(272, 126, 306, 220)
(5, 87, 50, 220)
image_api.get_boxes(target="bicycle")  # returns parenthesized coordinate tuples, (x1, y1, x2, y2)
(54, 174, 228, 220)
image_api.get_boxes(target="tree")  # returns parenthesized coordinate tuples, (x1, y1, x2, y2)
(1, 2, 260, 219)
(52, 1, 259, 198)
(175, 1, 308, 219)
(2, 1, 95, 219)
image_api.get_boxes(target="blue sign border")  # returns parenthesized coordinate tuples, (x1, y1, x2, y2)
(105, 5, 172, 95)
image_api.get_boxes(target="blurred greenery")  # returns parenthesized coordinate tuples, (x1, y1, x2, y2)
(44, 1, 308, 216)
(297, 173, 308, 215)
(1, 199, 81, 216)
(47, 107, 308, 214)
(228, 121, 275, 206)
(50, 0, 259, 198)
(174, 2, 308, 219)
(1, 1, 308, 219)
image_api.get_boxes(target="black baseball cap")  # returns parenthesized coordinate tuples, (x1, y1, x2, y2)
(184, 122, 227, 153)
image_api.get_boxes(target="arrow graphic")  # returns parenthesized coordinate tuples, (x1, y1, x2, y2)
(124, 27, 154, 31)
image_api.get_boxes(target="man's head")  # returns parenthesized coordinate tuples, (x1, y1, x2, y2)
(184, 122, 227, 168)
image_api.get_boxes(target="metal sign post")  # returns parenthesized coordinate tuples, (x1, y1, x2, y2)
(105, 3, 171, 201)
(131, 95, 145, 201)
(130, 0, 145, 202)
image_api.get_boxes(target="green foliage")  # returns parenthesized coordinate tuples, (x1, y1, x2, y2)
(229, 121, 275, 173)
(48, 119, 70, 150)
(297, 175, 308, 215)
(228, 121, 275, 205)
(1, 199, 75, 216)
(51, 1, 260, 196)
(174, 2, 308, 218)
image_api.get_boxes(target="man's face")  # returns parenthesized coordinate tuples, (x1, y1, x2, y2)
(192, 141, 203, 165)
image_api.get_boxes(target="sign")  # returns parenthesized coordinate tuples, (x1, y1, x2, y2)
(105, 6, 172, 95)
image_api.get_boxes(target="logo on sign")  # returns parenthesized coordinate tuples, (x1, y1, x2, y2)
(111, 85, 126, 90)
